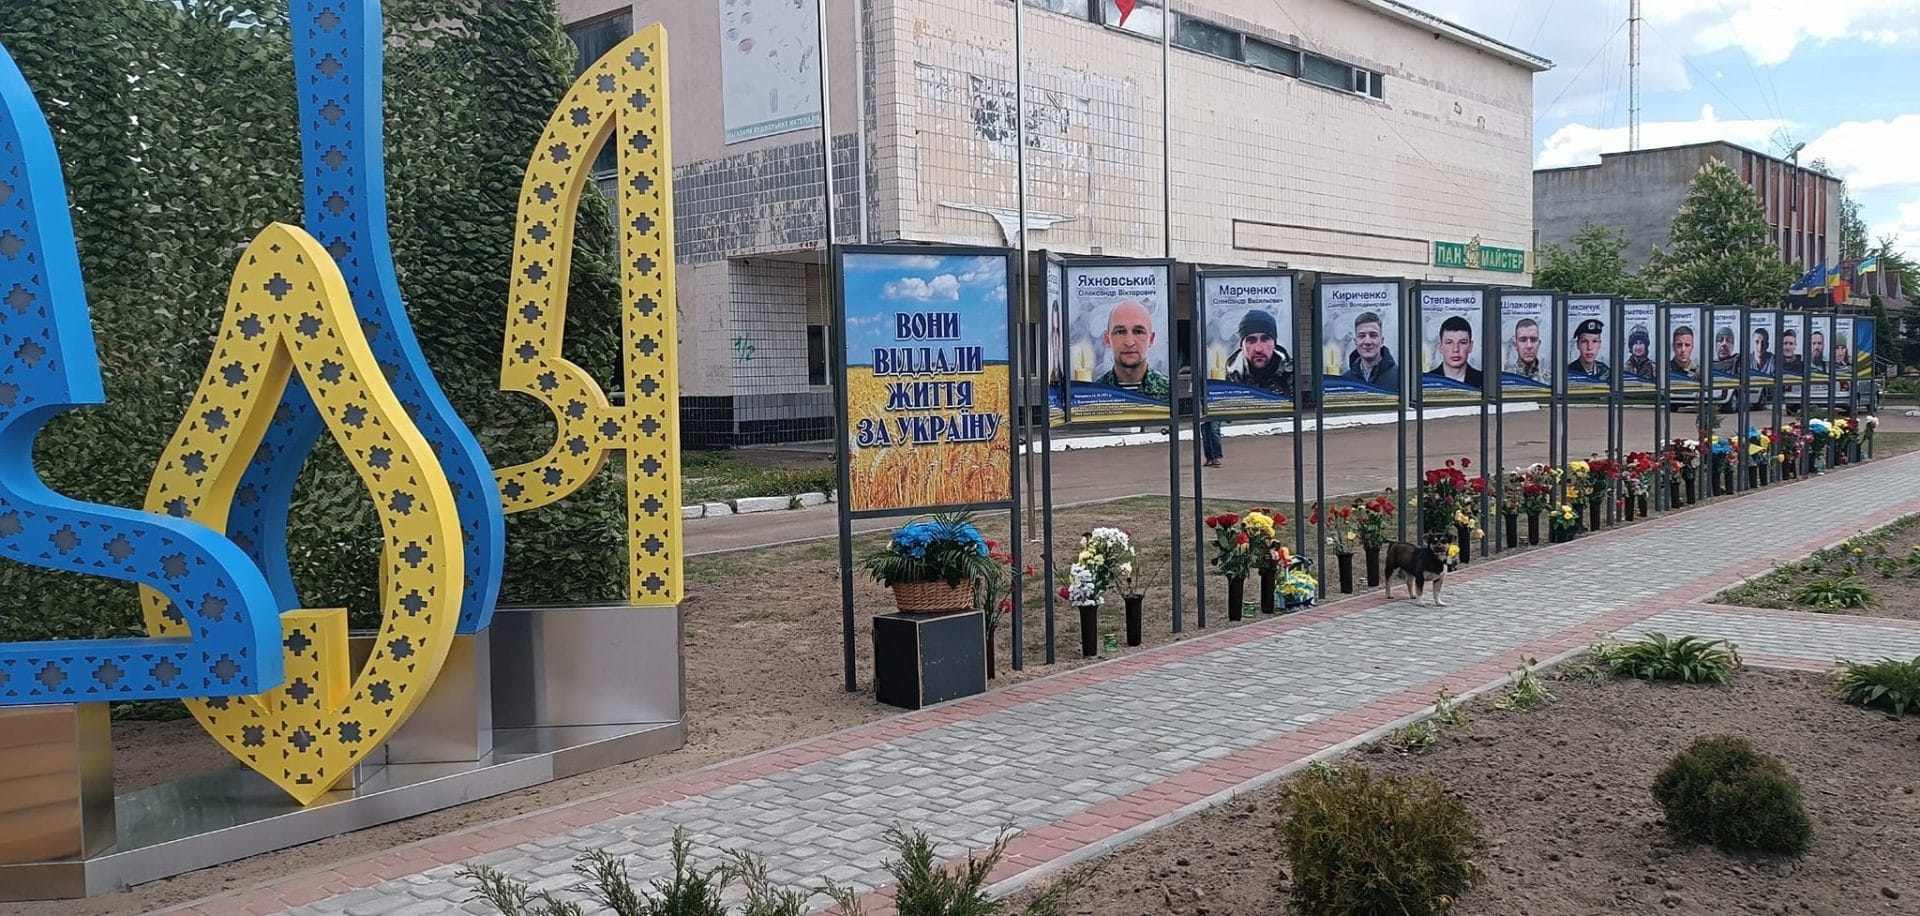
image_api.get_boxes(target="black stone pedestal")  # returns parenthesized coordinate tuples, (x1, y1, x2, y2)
(873, 610, 986, 710)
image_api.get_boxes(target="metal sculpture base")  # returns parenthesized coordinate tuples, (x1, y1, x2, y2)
(0, 604, 683, 901)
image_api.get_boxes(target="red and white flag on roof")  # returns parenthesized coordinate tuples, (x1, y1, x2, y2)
(1114, 0, 1136, 26)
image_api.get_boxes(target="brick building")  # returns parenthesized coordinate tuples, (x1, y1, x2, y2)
(1533, 141, 1844, 273)
(561, 0, 1549, 445)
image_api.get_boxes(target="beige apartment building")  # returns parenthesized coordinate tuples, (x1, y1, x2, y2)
(558, 0, 1549, 445)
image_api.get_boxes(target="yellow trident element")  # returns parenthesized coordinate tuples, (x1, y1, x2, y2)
(142, 225, 462, 805)
(496, 26, 681, 606)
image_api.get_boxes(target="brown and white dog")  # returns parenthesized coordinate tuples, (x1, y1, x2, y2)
(1381, 533, 1459, 607)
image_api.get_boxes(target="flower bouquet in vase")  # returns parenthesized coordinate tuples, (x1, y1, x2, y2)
(1355, 494, 1395, 586)
(974, 542, 1033, 679)
(1317, 502, 1359, 593)
(1056, 527, 1133, 657)
(1548, 502, 1580, 544)
(1668, 439, 1699, 503)
(1203, 513, 1254, 620)
(1244, 509, 1283, 614)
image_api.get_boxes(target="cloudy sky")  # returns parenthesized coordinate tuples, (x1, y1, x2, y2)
(1417, 0, 1920, 261)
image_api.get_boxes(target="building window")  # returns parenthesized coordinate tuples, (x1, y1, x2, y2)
(1174, 16, 1241, 60)
(1245, 38, 1299, 75)
(567, 12, 632, 176)
(1025, 0, 1091, 16)
(1303, 53, 1382, 98)
(807, 325, 828, 386)
(1097, 0, 1164, 38)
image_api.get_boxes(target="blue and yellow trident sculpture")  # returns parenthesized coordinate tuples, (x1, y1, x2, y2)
(0, 0, 678, 805)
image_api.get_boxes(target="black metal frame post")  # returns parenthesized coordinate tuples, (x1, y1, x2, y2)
(1492, 289, 1555, 547)
(1040, 252, 1062, 665)
(1653, 303, 1669, 511)
(1189, 267, 1302, 626)
(1621, 300, 1660, 512)
(1737, 306, 1752, 494)
(1664, 304, 1702, 505)
(1311, 276, 1407, 572)
(1607, 296, 1623, 524)
(1551, 293, 1566, 487)
(1190, 289, 1207, 629)
(1412, 283, 1491, 551)
(830, 245, 1024, 691)
(1841, 313, 1860, 464)
(1824, 309, 1838, 469)
(1763, 309, 1784, 482)
(1055, 256, 1182, 636)
(1704, 309, 1720, 478)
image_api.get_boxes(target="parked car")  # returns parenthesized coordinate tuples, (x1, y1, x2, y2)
(1784, 375, 1881, 414)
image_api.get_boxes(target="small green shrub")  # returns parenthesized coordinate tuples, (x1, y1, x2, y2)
(1793, 575, 1873, 610)
(1604, 633, 1742, 685)
(1280, 766, 1484, 916)
(1836, 655, 1920, 717)
(827, 826, 1092, 916)
(1493, 656, 1555, 711)
(1385, 721, 1438, 755)
(462, 829, 803, 916)
(1431, 687, 1468, 728)
(1651, 736, 1813, 856)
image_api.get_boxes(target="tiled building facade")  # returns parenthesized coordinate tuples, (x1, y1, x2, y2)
(1534, 142, 1844, 272)
(559, 0, 1548, 446)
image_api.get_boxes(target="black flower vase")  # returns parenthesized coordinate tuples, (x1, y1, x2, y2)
(1588, 500, 1603, 532)
(1622, 496, 1635, 522)
(1226, 576, 1245, 622)
(1124, 594, 1143, 647)
(1746, 465, 1759, 490)
(1077, 604, 1099, 657)
(1685, 475, 1697, 504)
(985, 637, 996, 680)
(1455, 524, 1472, 563)
(1527, 512, 1542, 546)
(1337, 553, 1354, 594)
(1259, 565, 1277, 615)
(1669, 480, 1682, 508)
(1502, 513, 1518, 549)
(1364, 545, 1381, 586)
(1637, 494, 1648, 517)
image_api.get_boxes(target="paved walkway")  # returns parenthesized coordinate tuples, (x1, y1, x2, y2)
(170, 453, 1920, 916)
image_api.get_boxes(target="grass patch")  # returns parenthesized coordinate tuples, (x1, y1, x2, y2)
(682, 450, 838, 504)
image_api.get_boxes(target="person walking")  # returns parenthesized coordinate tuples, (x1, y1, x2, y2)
(1202, 419, 1224, 467)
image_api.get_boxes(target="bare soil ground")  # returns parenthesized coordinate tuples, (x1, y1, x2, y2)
(1009, 666, 1920, 916)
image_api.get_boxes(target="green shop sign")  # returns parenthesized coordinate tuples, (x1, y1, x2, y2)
(1434, 237, 1527, 273)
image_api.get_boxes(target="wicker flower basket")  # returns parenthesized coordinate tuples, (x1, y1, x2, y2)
(891, 580, 973, 613)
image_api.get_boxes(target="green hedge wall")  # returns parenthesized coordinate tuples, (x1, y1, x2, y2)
(0, 0, 630, 642)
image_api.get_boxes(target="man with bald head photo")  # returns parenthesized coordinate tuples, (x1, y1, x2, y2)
(1093, 299, 1171, 400)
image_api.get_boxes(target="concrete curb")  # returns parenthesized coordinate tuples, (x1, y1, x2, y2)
(684, 492, 838, 518)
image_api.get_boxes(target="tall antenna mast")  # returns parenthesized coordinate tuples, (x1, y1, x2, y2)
(1628, 0, 1642, 150)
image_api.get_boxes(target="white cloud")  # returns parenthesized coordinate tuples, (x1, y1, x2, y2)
(1535, 104, 1785, 169)
(1868, 200, 1920, 261)
(1644, 0, 1920, 66)
(882, 274, 961, 301)
(1803, 115, 1920, 193)
(956, 258, 1000, 285)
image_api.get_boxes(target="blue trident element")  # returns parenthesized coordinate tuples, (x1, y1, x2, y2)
(0, 46, 283, 703)
(222, 0, 504, 632)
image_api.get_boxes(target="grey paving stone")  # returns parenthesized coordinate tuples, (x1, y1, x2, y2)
(261, 458, 1920, 915)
